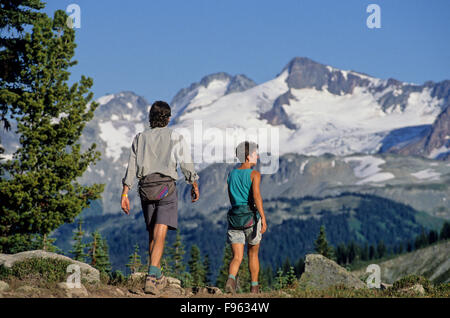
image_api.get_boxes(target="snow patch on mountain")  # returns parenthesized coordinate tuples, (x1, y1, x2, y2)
(428, 145, 450, 159)
(99, 121, 144, 162)
(411, 169, 441, 181)
(343, 155, 395, 184)
(97, 94, 115, 105)
(300, 159, 309, 174)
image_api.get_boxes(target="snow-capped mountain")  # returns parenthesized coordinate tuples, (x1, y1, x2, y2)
(385, 104, 450, 160)
(84, 91, 150, 163)
(170, 57, 449, 160)
(169, 72, 256, 127)
(2, 57, 450, 216)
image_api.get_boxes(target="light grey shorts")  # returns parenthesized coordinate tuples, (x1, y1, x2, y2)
(227, 218, 262, 245)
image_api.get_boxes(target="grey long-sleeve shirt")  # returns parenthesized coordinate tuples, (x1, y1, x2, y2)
(122, 125, 199, 189)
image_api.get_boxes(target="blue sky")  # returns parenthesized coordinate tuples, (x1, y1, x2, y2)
(43, 0, 450, 103)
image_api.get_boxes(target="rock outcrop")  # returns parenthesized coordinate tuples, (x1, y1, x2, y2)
(299, 254, 367, 290)
(0, 281, 9, 292)
(352, 240, 450, 284)
(0, 250, 100, 283)
(57, 282, 89, 297)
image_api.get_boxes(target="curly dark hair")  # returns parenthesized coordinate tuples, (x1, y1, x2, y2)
(149, 101, 171, 128)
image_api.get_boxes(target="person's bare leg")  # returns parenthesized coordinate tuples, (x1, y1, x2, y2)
(145, 223, 168, 294)
(248, 244, 260, 283)
(148, 226, 155, 264)
(150, 223, 168, 267)
(228, 243, 244, 277)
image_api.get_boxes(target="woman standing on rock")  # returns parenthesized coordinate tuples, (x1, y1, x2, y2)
(225, 141, 267, 294)
(121, 101, 199, 295)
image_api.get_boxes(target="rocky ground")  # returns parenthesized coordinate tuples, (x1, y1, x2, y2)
(0, 276, 290, 298)
(0, 250, 448, 298)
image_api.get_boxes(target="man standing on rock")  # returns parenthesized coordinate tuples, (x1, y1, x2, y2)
(121, 101, 199, 295)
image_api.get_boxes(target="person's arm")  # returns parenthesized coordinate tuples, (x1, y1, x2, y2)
(121, 185, 130, 214)
(191, 180, 199, 202)
(251, 170, 267, 234)
(172, 131, 200, 202)
(121, 134, 138, 214)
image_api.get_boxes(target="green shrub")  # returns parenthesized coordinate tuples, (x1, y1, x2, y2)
(99, 271, 110, 284)
(9, 257, 72, 284)
(432, 282, 450, 296)
(0, 265, 12, 280)
(109, 270, 126, 286)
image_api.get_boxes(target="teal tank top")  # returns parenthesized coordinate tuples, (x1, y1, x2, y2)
(227, 168, 253, 206)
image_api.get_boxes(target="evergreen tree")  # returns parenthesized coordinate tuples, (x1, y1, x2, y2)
(294, 257, 305, 278)
(274, 267, 287, 290)
(282, 257, 291, 275)
(361, 243, 369, 261)
(347, 241, 358, 264)
(369, 244, 376, 259)
(143, 250, 150, 273)
(69, 218, 87, 262)
(181, 272, 193, 288)
(167, 230, 185, 278)
(406, 241, 412, 253)
(376, 240, 387, 258)
(314, 225, 334, 259)
(237, 256, 251, 293)
(265, 266, 274, 289)
(286, 266, 297, 287)
(88, 231, 111, 274)
(414, 230, 428, 250)
(0, 0, 46, 149)
(0, 7, 104, 253)
(160, 256, 174, 277)
(428, 230, 439, 245)
(97, 237, 112, 274)
(216, 244, 233, 289)
(88, 231, 100, 267)
(126, 243, 143, 274)
(439, 222, 450, 240)
(336, 243, 348, 265)
(259, 264, 271, 291)
(188, 244, 205, 287)
(203, 253, 211, 286)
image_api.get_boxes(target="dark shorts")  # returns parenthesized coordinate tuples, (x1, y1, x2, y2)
(141, 188, 178, 231)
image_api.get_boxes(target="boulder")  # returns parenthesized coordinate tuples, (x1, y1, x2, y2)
(160, 284, 185, 296)
(15, 285, 42, 295)
(166, 277, 181, 286)
(0, 280, 9, 292)
(160, 276, 185, 296)
(0, 250, 100, 283)
(299, 254, 367, 290)
(57, 282, 89, 298)
(115, 288, 125, 296)
(399, 283, 426, 296)
(129, 272, 146, 281)
(207, 286, 223, 295)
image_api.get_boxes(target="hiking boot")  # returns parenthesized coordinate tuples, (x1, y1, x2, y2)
(250, 285, 259, 294)
(225, 277, 236, 295)
(144, 275, 159, 295)
(145, 274, 168, 295)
